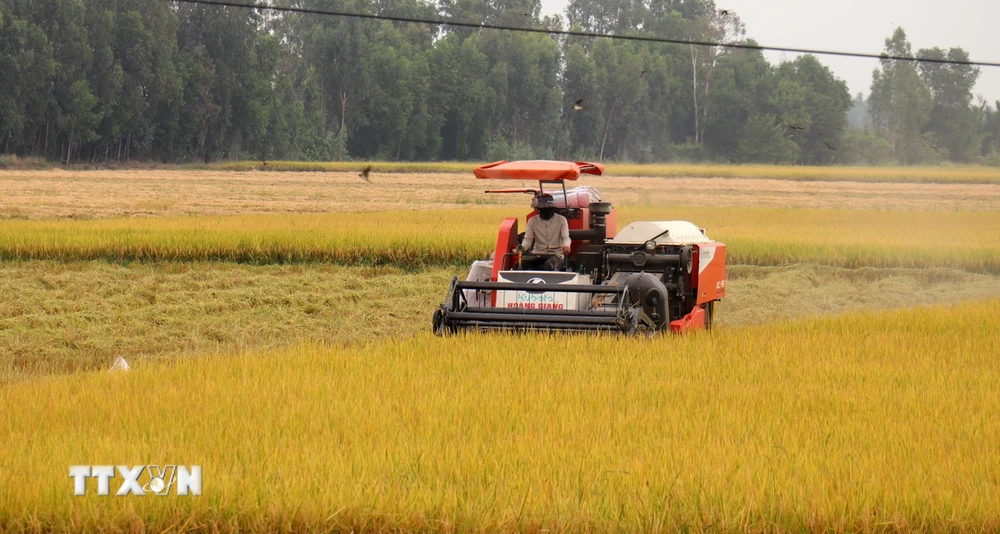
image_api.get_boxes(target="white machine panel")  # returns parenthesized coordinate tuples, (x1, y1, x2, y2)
(495, 271, 592, 311)
(610, 221, 713, 245)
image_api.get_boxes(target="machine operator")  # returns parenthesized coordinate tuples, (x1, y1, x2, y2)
(521, 194, 570, 271)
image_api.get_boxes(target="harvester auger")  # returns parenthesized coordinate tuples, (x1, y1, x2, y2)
(432, 160, 726, 335)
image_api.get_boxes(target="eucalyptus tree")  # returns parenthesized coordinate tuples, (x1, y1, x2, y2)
(918, 46, 980, 162)
(869, 27, 933, 164)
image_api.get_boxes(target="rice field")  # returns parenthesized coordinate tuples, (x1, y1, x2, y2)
(5, 261, 997, 382)
(1, 299, 998, 532)
(1, 207, 998, 272)
(3, 166, 1000, 532)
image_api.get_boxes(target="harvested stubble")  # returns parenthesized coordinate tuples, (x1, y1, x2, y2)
(5, 169, 1000, 220)
(5, 261, 999, 382)
(0, 261, 456, 381)
(208, 161, 1000, 185)
(2, 299, 998, 532)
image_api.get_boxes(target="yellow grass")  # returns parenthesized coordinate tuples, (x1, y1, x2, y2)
(1, 207, 998, 272)
(2, 299, 999, 532)
(206, 161, 1000, 184)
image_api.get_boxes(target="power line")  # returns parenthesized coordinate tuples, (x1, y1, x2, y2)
(166, 0, 1000, 69)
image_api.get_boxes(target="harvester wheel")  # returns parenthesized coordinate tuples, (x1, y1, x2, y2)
(432, 308, 447, 336)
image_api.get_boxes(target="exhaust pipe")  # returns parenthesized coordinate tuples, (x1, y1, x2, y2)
(588, 202, 612, 245)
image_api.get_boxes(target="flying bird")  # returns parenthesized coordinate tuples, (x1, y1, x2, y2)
(359, 165, 372, 182)
(640, 69, 646, 78)
(572, 99, 584, 111)
(719, 9, 730, 15)
(788, 125, 805, 131)
(824, 141, 837, 151)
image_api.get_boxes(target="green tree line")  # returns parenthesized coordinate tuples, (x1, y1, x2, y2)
(1, 0, 998, 165)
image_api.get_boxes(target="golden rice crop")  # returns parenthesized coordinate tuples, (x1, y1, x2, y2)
(608, 163, 1000, 184)
(1, 207, 998, 272)
(2, 299, 999, 532)
(206, 161, 1000, 184)
(623, 206, 1000, 273)
(0, 211, 489, 266)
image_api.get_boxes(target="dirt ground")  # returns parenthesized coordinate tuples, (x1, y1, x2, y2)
(3, 169, 1000, 218)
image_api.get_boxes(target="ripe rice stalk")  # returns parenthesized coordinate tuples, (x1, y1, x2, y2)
(2, 300, 999, 531)
(0, 207, 997, 272)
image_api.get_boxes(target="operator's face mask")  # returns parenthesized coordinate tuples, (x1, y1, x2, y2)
(539, 208, 555, 220)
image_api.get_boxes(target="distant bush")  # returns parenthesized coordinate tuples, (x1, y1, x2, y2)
(915, 133, 948, 165)
(665, 142, 713, 163)
(982, 149, 1000, 167)
(484, 135, 548, 162)
(301, 129, 349, 162)
(0, 155, 51, 170)
(732, 114, 800, 164)
(838, 129, 894, 165)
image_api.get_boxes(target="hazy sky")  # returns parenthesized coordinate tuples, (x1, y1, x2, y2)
(540, 0, 1000, 103)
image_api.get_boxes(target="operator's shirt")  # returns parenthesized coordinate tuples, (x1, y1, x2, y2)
(523, 214, 571, 258)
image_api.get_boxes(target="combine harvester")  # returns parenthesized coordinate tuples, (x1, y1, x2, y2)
(433, 160, 726, 335)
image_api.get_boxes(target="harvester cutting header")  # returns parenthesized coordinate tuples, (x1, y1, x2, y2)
(432, 160, 726, 335)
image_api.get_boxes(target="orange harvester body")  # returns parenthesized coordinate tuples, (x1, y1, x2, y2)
(433, 160, 726, 335)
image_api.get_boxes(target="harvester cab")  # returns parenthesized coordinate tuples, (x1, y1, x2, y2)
(432, 160, 726, 335)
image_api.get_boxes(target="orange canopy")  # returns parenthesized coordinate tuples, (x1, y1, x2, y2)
(473, 160, 604, 181)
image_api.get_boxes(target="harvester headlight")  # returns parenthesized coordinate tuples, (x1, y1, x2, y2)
(644, 240, 657, 252)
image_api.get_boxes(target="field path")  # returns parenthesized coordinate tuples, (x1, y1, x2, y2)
(4, 169, 1000, 218)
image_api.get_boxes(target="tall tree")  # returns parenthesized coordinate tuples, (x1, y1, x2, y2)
(430, 33, 495, 160)
(701, 43, 770, 157)
(847, 93, 873, 130)
(688, 8, 745, 144)
(980, 100, 1000, 160)
(565, 0, 645, 35)
(2, 0, 988, 165)
(869, 27, 932, 164)
(771, 55, 851, 164)
(918, 46, 980, 162)
(562, 40, 600, 157)
(439, 0, 541, 30)
(0, 4, 54, 154)
(63, 79, 102, 164)
(478, 28, 562, 157)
